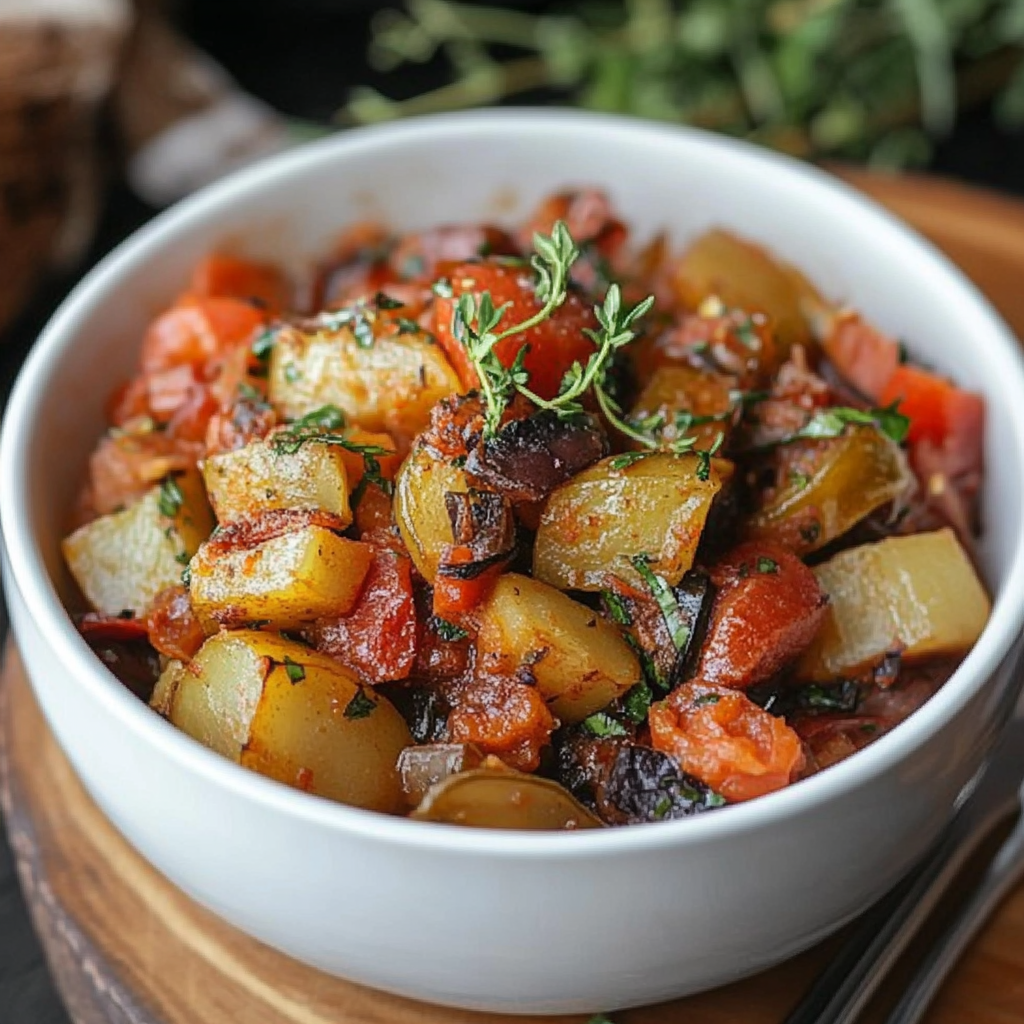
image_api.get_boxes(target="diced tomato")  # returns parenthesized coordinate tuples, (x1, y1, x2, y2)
(165, 385, 220, 444)
(518, 188, 627, 257)
(140, 298, 265, 374)
(649, 680, 805, 802)
(146, 586, 206, 662)
(879, 365, 984, 469)
(432, 546, 504, 620)
(698, 542, 827, 689)
(189, 254, 290, 315)
(822, 310, 900, 401)
(87, 433, 200, 516)
(432, 260, 597, 400)
(309, 548, 418, 683)
(448, 675, 555, 772)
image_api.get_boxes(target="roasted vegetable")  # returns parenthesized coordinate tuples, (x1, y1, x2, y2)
(393, 446, 469, 582)
(649, 680, 805, 802)
(670, 229, 811, 352)
(64, 468, 213, 616)
(533, 452, 728, 591)
(268, 321, 462, 444)
(202, 437, 352, 524)
(747, 426, 913, 555)
(411, 768, 603, 829)
(628, 366, 735, 452)
(153, 631, 411, 811)
(798, 529, 990, 682)
(557, 735, 725, 825)
(476, 574, 641, 723)
(398, 743, 486, 806)
(463, 410, 608, 502)
(698, 542, 827, 689)
(189, 522, 373, 632)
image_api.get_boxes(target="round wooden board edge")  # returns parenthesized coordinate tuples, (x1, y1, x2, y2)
(0, 649, 160, 1024)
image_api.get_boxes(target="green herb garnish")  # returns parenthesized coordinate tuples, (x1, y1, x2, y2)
(630, 554, 689, 653)
(283, 656, 306, 684)
(251, 328, 276, 363)
(582, 712, 629, 738)
(601, 590, 632, 626)
(375, 291, 405, 310)
(796, 402, 910, 445)
(756, 556, 779, 574)
(343, 688, 377, 719)
(158, 475, 185, 519)
(434, 618, 469, 641)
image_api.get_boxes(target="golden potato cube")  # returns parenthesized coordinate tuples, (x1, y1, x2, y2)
(189, 526, 372, 632)
(202, 438, 352, 525)
(268, 323, 461, 444)
(63, 468, 213, 616)
(394, 446, 469, 583)
(533, 453, 726, 591)
(477, 574, 640, 723)
(798, 529, 991, 682)
(157, 631, 411, 812)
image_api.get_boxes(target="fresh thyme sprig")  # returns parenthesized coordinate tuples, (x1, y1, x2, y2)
(453, 220, 579, 436)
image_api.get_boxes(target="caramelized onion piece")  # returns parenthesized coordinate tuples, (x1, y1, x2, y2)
(398, 743, 486, 806)
(411, 768, 603, 830)
(464, 411, 608, 503)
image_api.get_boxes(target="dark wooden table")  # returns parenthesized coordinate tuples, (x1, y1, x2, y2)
(3, 7, 1024, 1022)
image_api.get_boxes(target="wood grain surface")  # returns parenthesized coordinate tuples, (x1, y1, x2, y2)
(2, 168, 1024, 1024)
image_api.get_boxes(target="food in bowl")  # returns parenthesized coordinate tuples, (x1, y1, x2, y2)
(62, 186, 990, 828)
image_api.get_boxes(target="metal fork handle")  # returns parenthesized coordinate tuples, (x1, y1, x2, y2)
(883, 810, 1024, 1024)
(782, 797, 1019, 1024)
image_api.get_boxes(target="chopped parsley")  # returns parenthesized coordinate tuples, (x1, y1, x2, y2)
(601, 590, 632, 626)
(251, 328, 276, 363)
(608, 450, 653, 471)
(694, 692, 721, 706)
(621, 679, 654, 722)
(343, 688, 377, 720)
(283, 657, 306, 684)
(287, 405, 346, 432)
(795, 402, 910, 445)
(283, 362, 301, 384)
(582, 712, 629, 738)
(374, 291, 405, 310)
(630, 554, 689, 653)
(756, 556, 779, 574)
(434, 618, 468, 642)
(158, 475, 185, 519)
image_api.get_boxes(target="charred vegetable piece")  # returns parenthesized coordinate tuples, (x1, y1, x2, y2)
(153, 631, 411, 811)
(747, 426, 912, 555)
(202, 437, 353, 524)
(697, 542, 827, 690)
(398, 743, 487, 805)
(670, 229, 810, 353)
(411, 768, 603, 829)
(798, 529, 990, 682)
(268, 320, 462, 445)
(533, 452, 728, 591)
(85, 636, 163, 703)
(394, 446, 470, 582)
(64, 468, 213, 617)
(649, 680, 805, 802)
(307, 548, 418, 683)
(463, 410, 608, 502)
(557, 735, 725, 825)
(189, 525, 373, 632)
(476, 574, 641, 724)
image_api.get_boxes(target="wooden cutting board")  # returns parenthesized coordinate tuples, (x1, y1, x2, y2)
(2, 168, 1024, 1024)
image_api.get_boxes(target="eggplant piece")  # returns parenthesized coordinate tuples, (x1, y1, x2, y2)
(464, 410, 608, 503)
(557, 735, 725, 825)
(379, 684, 451, 744)
(411, 768, 603, 830)
(436, 489, 516, 582)
(398, 743, 486, 805)
(747, 679, 863, 718)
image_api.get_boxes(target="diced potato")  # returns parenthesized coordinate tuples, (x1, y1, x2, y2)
(629, 366, 734, 452)
(533, 453, 727, 591)
(202, 438, 352, 524)
(746, 427, 912, 555)
(63, 468, 213, 616)
(189, 526, 373, 632)
(671, 229, 811, 351)
(798, 529, 991, 682)
(411, 768, 603, 829)
(268, 323, 462, 443)
(393, 446, 469, 583)
(153, 631, 411, 811)
(477, 574, 640, 723)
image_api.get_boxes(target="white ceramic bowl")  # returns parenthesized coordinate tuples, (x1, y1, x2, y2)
(4, 111, 1024, 1015)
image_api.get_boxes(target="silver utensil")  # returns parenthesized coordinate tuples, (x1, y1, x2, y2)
(783, 715, 1024, 1024)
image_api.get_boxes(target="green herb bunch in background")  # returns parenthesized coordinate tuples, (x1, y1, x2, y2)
(344, 0, 1024, 167)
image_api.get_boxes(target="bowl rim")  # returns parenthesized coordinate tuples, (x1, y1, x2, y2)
(4, 107, 1024, 857)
